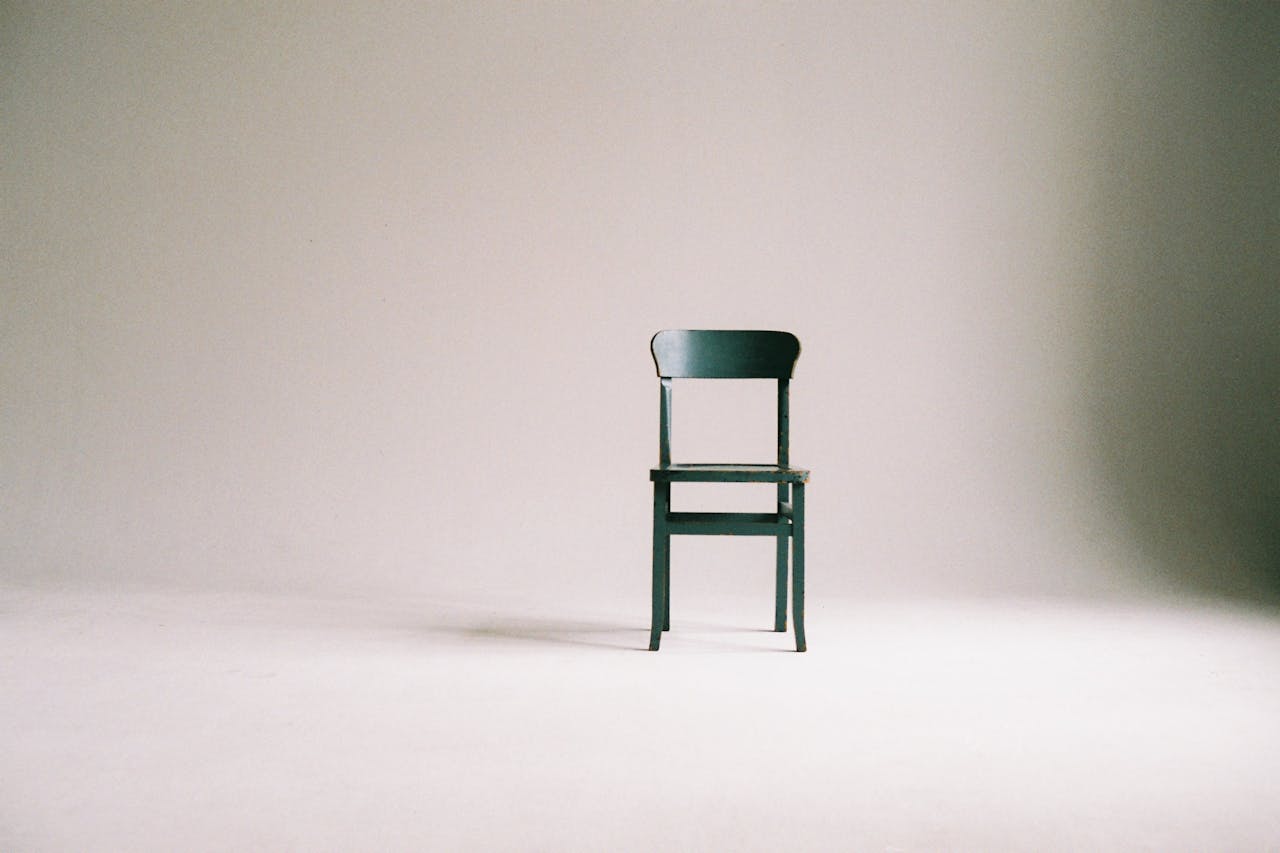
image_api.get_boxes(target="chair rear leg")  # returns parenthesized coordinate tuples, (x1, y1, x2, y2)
(792, 483, 806, 652)
(774, 534, 788, 632)
(649, 482, 669, 651)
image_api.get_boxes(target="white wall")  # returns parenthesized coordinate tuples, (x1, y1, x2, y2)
(3, 3, 1276, 602)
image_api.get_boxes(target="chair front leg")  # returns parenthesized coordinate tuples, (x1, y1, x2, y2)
(792, 482, 806, 652)
(775, 483, 789, 631)
(663, 530, 671, 631)
(649, 482, 669, 651)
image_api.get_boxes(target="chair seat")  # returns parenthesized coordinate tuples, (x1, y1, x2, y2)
(650, 464, 809, 483)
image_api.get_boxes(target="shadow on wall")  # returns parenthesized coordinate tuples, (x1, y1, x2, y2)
(1085, 5, 1280, 601)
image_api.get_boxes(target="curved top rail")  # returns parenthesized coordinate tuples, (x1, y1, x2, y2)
(650, 330, 800, 378)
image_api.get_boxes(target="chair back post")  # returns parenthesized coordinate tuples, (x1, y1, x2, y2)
(658, 377, 673, 468)
(777, 378, 789, 467)
(777, 377, 790, 508)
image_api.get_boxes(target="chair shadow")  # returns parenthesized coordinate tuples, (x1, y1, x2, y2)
(450, 616, 791, 652)
(458, 618, 644, 650)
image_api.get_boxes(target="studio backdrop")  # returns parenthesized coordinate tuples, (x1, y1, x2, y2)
(3, 2, 1276, 604)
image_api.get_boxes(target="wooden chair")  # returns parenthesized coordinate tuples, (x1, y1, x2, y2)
(648, 330, 810, 652)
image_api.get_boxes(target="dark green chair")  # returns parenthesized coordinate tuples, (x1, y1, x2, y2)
(648, 330, 809, 652)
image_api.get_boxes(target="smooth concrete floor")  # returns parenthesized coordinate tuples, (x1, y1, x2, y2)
(2, 587, 1278, 851)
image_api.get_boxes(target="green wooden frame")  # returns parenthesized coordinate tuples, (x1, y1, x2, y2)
(648, 330, 809, 652)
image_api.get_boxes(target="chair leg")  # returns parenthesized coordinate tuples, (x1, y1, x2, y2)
(775, 483, 788, 631)
(792, 482, 806, 652)
(774, 534, 788, 632)
(649, 482, 669, 651)
(663, 534, 671, 631)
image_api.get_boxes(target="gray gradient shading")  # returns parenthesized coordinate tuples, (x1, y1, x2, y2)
(1081, 4, 1280, 600)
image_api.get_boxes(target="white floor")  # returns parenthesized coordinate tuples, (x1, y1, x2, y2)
(2, 587, 1278, 851)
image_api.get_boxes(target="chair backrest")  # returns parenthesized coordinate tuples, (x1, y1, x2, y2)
(650, 330, 800, 379)
(650, 330, 801, 467)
